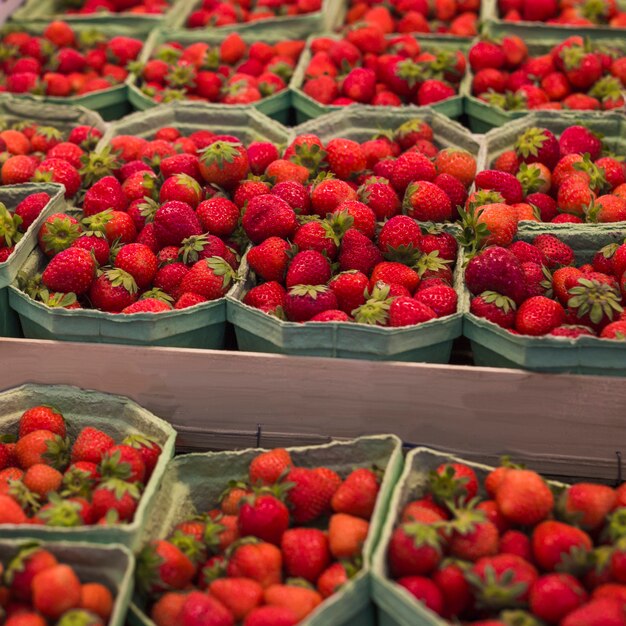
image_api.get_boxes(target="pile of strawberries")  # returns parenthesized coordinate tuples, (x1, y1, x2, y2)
(0, 192, 53, 264)
(0, 21, 142, 99)
(20, 127, 255, 313)
(0, 121, 102, 197)
(134, 34, 304, 105)
(343, 0, 479, 36)
(388, 459, 626, 624)
(499, 0, 626, 27)
(301, 30, 466, 107)
(0, 404, 164, 526)
(64, 0, 170, 15)
(186, 0, 321, 28)
(468, 125, 626, 229)
(138, 446, 382, 626)
(1, 544, 115, 626)
(465, 234, 626, 339)
(469, 35, 626, 111)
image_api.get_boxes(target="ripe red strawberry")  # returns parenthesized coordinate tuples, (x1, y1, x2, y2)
(331, 467, 379, 520)
(405, 175, 456, 221)
(475, 170, 523, 204)
(243, 606, 298, 625)
(328, 270, 368, 314)
(285, 466, 335, 523)
(5, 545, 58, 602)
(179, 258, 236, 300)
(33, 159, 81, 198)
(469, 554, 538, 607)
(246, 238, 290, 283)
(91, 478, 140, 522)
(272, 181, 311, 215)
(391, 151, 436, 194)
(121, 434, 162, 479)
(32, 563, 81, 619)
(282, 285, 337, 322)
(138, 539, 196, 595)
(14, 192, 50, 231)
(208, 578, 263, 622)
(227, 542, 282, 589)
(18, 406, 66, 439)
(432, 563, 471, 619)
(281, 528, 331, 583)
(465, 247, 526, 304)
(561, 598, 626, 626)
(388, 297, 437, 327)
(242, 195, 298, 244)
(292, 221, 339, 260)
(514, 127, 560, 170)
(196, 198, 239, 238)
(114, 243, 158, 289)
(470, 291, 517, 328)
(397, 576, 444, 615)
(388, 523, 443, 577)
(238, 493, 290, 546)
(560, 483, 616, 531)
(41, 247, 96, 295)
(533, 234, 575, 268)
(286, 250, 331, 289)
(199, 141, 249, 189)
(496, 469, 554, 526)
(469, 41, 506, 71)
(249, 448, 292, 485)
(515, 295, 565, 335)
(90, 269, 138, 313)
(532, 520, 593, 572)
(153, 201, 202, 248)
(71, 427, 115, 464)
(82, 176, 127, 217)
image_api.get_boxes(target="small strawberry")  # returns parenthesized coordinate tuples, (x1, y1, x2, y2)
(137, 540, 196, 595)
(470, 291, 517, 328)
(515, 295, 566, 335)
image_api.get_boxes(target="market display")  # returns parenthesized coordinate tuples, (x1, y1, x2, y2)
(1, 0, 626, 619)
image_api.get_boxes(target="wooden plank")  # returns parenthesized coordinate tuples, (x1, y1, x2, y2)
(0, 338, 623, 480)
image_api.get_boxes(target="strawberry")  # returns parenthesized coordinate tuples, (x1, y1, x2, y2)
(79, 583, 113, 621)
(469, 41, 506, 71)
(5, 546, 58, 602)
(0, 493, 28, 523)
(238, 494, 290, 545)
(283, 285, 337, 322)
(560, 483, 616, 530)
(32, 564, 81, 619)
(285, 250, 331, 289)
(2, 155, 37, 185)
(22, 464, 62, 498)
(286, 466, 335, 522)
(331, 467, 379, 519)
(247, 238, 290, 283)
(326, 140, 367, 180)
(465, 247, 526, 304)
(391, 151, 436, 194)
(263, 584, 322, 622)
(432, 563, 471, 619)
(196, 198, 239, 238)
(403, 181, 453, 222)
(515, 295, 565, 335)
(91, 478, 140, 521)
(208, 578, 262, 622)
(475, 170, 524, 204)
(226, 542, 282, 588)
(199, 141, 249, 189)
(179, 257, 235, 300)
(530, 573, 588, 623)
(532, 520, 592, 572)
(249, 448, 292, 485)
(328, 271, 368, 314)
(397, 576, 444, 615)
(470, 291, 517, 328)
(89, 269, 138, 313)
(468, 554, 538, 607)
(388, 521, 443, 577)
(18, 406, 65, 439)
(243, 606, 298, 626)
(272, 181, 311, 215)
(281, 528, 331, 582)
(242, 195, 298, 244)
(177, 590, 234, 626)
(561, 598, 626, 626)
(14, 192, 50, 231)
(534, 234, 575, 267)
(71, 427, 115, 464)
(152, 200, 202, 248)
(33, 159, 81, 198)
(496, 469, 554, 525)
(514, 127, 560, 170)
(99, 444, 145, 483)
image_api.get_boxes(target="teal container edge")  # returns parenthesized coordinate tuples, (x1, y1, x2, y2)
(129, 435, 404, 626)
(290, 34, 468, 124)
(126, 28, 295, 123)
(0, 540, 135, 626)
(461, 224, 626, 376)
(0, 182, 65, 338)
(0, 383, 176, 550)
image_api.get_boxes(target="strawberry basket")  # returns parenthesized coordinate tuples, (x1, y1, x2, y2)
(370, 447, 569, 626)
(0, 182, 65, 337)
(1, 21, 142, 120)
(462, 224, 626, 376)
(168, 0, 343, 37)
(127, 28, 303, 124)
(0, 94, 107, 136)
(9, 243, 243, 348)
(0, 539, 135, 626)
(99, 99, 290, 147)
(463, 36, 626, 133)
(290, 34, 468, 124)
(128, 435, 403, 626)
(11, 0, 177, 35)
(481, 0, 626, 39)
(0, 383, 176, 549)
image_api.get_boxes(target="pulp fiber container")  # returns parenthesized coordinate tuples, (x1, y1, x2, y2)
(0, 95, 107, 136)
(99, 100, 290, 147)
(168, 0, 343, 38)
(481, 0, 626, 39)
(0, 384, 176, 550)
(228, 243, 463, 362)
(462, 224, 626, 376)
(480, 110, 626, 184)
(1, 22, 139, 120)
(370, 447, 567, 626)
(129, 435, 404, 626)
(0, 539, 135, 626)
(463, 37, 626, 133)
(0, 182, 65, 337)
(9, 245, 241, 348)
(127, 28, 300, 124)
(290, 34, 468, 124)
(11, 0, 177, 35)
